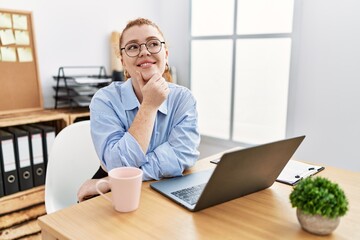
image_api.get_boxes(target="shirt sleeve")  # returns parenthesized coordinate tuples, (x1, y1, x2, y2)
(89, 92, 148, 172)
(141, 95, 200, 180)
(90, 86, 200, 181)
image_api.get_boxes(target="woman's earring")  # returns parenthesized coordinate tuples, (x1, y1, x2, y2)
(165, 63, 170, 71)
(124, 69, 130, 79)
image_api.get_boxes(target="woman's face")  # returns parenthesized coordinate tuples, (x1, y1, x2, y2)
(121, 25, 168, 81)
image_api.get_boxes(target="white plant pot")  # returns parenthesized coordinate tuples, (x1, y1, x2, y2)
(296, 209, 340, 235)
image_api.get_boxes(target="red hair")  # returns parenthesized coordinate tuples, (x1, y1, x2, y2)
(120, 18, 173, 82)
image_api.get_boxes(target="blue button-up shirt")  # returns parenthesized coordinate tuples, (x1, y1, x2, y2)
(90, 79, 200, 180)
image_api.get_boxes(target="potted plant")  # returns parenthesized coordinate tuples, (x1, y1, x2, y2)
(289, 176, 349, 235)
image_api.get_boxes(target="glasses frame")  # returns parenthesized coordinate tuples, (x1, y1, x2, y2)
(121, 39, 166, 58)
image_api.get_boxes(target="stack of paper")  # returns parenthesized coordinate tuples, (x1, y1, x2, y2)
(73, 77, 111, 84)
(276, 160, 325, 185)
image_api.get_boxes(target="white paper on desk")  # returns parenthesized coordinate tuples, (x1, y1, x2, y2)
(15, 30, 30, 45)
(0, 29, 16, 45)
(12, 14, 28, 30)
(73, 77, 112, 84)
(0, 13, 12, 28)
(276, 160, 324, 185)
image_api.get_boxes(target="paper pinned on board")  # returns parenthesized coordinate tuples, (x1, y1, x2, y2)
(12, 14, 28, 30)
(0, 13, 12, 28)
(0, 29, 16, 45)
(15, 30, 30, 45)
(17, 47, 33, 62)
(0, 47, 17, 62)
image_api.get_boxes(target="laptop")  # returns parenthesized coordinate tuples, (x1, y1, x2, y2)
(150, 135, 305, 212)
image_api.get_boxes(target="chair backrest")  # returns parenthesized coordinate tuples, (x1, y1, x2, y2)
(45, 120, 100, 214)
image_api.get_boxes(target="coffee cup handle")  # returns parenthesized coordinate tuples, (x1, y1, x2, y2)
(95, 179, 112, 202)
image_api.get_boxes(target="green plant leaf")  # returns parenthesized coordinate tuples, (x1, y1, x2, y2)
(289, 176, 349, 218)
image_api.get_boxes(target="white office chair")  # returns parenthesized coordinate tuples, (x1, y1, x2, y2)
(45, 120, 100, 214)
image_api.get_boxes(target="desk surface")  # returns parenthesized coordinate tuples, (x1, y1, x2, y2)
(38, 153, 360, 240)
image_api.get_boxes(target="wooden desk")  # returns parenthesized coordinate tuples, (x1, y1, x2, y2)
(38, 153, 360, 240)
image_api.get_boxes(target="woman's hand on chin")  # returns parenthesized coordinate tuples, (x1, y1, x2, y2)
(135, 71, 169, 109)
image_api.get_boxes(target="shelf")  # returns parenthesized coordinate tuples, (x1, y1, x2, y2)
(0, 109, 68, 129)
(0, 108, 89, 239)
(53, 66, 112, 109)
(0, 186, 45, 239)
(0, 186, 45, 215)
(52, 108, 90, 124)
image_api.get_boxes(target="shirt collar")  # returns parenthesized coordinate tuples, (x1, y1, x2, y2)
(122, 79, 168, 115)
(122, 79, 139, 110)
(159, 99, 168, 115)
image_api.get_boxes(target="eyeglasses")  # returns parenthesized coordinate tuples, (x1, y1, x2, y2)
(121, 39, 165, 57)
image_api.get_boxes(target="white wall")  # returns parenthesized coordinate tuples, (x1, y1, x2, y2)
(158, 0, 191, 87)
(287, 0, 360, 171)
(1, 0, 161, 108)
(2, 0, 359, 171)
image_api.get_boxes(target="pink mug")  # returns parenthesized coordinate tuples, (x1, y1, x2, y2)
(96, 167, 143, 212)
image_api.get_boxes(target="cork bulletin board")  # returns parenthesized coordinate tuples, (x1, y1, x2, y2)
(0, 9, 42, 114)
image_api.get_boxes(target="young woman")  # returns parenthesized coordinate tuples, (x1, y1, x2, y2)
(77, 18, 200, 202)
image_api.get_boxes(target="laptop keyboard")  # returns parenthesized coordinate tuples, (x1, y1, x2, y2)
(171, 183, 206, 205)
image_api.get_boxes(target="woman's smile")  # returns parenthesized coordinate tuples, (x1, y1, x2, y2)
(137, 60, 156, 68)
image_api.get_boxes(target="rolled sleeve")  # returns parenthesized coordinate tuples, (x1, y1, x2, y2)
(153, 142, 182, 176)
(140, 95, 200, 181)
(140, 142, 181, 181)
(106, 132, 148, 170)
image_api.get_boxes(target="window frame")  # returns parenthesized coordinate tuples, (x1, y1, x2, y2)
(189, 0, 294, 143)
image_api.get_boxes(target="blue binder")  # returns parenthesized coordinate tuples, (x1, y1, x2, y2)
(6, 127, 34, 191)
(0, 129, 19, 195)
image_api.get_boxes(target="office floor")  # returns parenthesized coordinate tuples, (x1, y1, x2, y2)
(198, 136, 241, 159)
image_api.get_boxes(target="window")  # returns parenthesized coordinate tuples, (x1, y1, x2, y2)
(190, 0, 294, 144)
